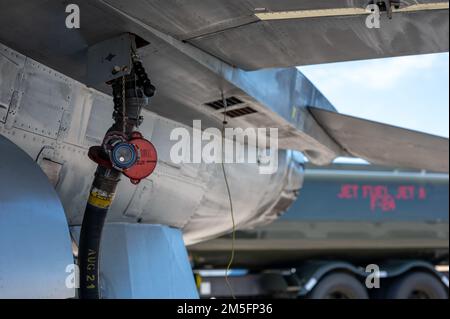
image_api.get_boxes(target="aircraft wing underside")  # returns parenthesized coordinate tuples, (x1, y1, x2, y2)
(310, 107, 450, 173)
(101, 0, 450, 69)
(0, 0, 448, 171)
(0, 0, 448, 71)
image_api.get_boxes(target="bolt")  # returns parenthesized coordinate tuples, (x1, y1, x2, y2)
(112, 66, 121, 75)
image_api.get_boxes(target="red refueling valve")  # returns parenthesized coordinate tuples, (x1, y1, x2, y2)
(88, 131, 157, 185)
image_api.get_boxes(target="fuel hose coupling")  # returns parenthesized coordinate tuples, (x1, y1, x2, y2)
(79, 51, 157, 299)
(88, 131, 157, 185)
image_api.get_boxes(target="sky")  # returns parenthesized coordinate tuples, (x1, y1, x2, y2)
(299, 52, 449, 138)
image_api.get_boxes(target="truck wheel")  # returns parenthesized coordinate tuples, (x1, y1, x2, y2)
(309, 273, 369, 299)
(386, 272, 448, 299)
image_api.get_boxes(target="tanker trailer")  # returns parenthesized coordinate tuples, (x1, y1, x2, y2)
(190, 163, 449, 299)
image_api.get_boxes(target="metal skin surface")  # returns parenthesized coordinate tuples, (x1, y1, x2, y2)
(309, 107, 450, 173)
(0, 1, 447, 244)
(0, 135, 74, 299)
(0, 42, 304, 245)
(101, 0, 449, 69)
(77, 224, 200, 299)
(0, 1, 447, 70)
(0, 0, 342, 166)
(0, 1, 448, 168)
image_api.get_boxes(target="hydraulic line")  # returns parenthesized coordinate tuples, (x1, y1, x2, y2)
(78, 61, 155, 299)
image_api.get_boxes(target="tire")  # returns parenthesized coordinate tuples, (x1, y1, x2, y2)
(386, 272, 448, 299)
(308, 273, 369, 299)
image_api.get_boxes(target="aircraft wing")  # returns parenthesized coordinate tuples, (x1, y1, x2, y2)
(99, 0, 449, 69)
(0, 0, 448, 73)
(0, 0, 448, 172)
(309, 107, 449, 173)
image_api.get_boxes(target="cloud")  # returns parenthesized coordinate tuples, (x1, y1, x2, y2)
(298, 53, 449, 138)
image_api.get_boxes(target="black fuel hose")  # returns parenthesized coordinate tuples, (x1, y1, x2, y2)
(78, 205, 108, 299)
(78, 168, 121, 299)
(78, 63, 155, 299)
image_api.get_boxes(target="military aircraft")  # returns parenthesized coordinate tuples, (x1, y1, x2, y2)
(0, 0, 448, 298)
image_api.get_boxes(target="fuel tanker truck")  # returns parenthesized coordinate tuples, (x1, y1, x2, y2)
(189, 163, 449, 299)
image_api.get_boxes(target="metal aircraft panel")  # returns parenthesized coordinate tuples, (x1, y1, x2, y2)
(0, 0, 448, 76)
(309, 107, 450, 173)
(0, 42, 305, 244)
(0, 1, 447, 168)
(0, 135, 74, 298)
(0, 49, 24, 122)
(189, 9, 449, 69)
(99, 0, 449, 69)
